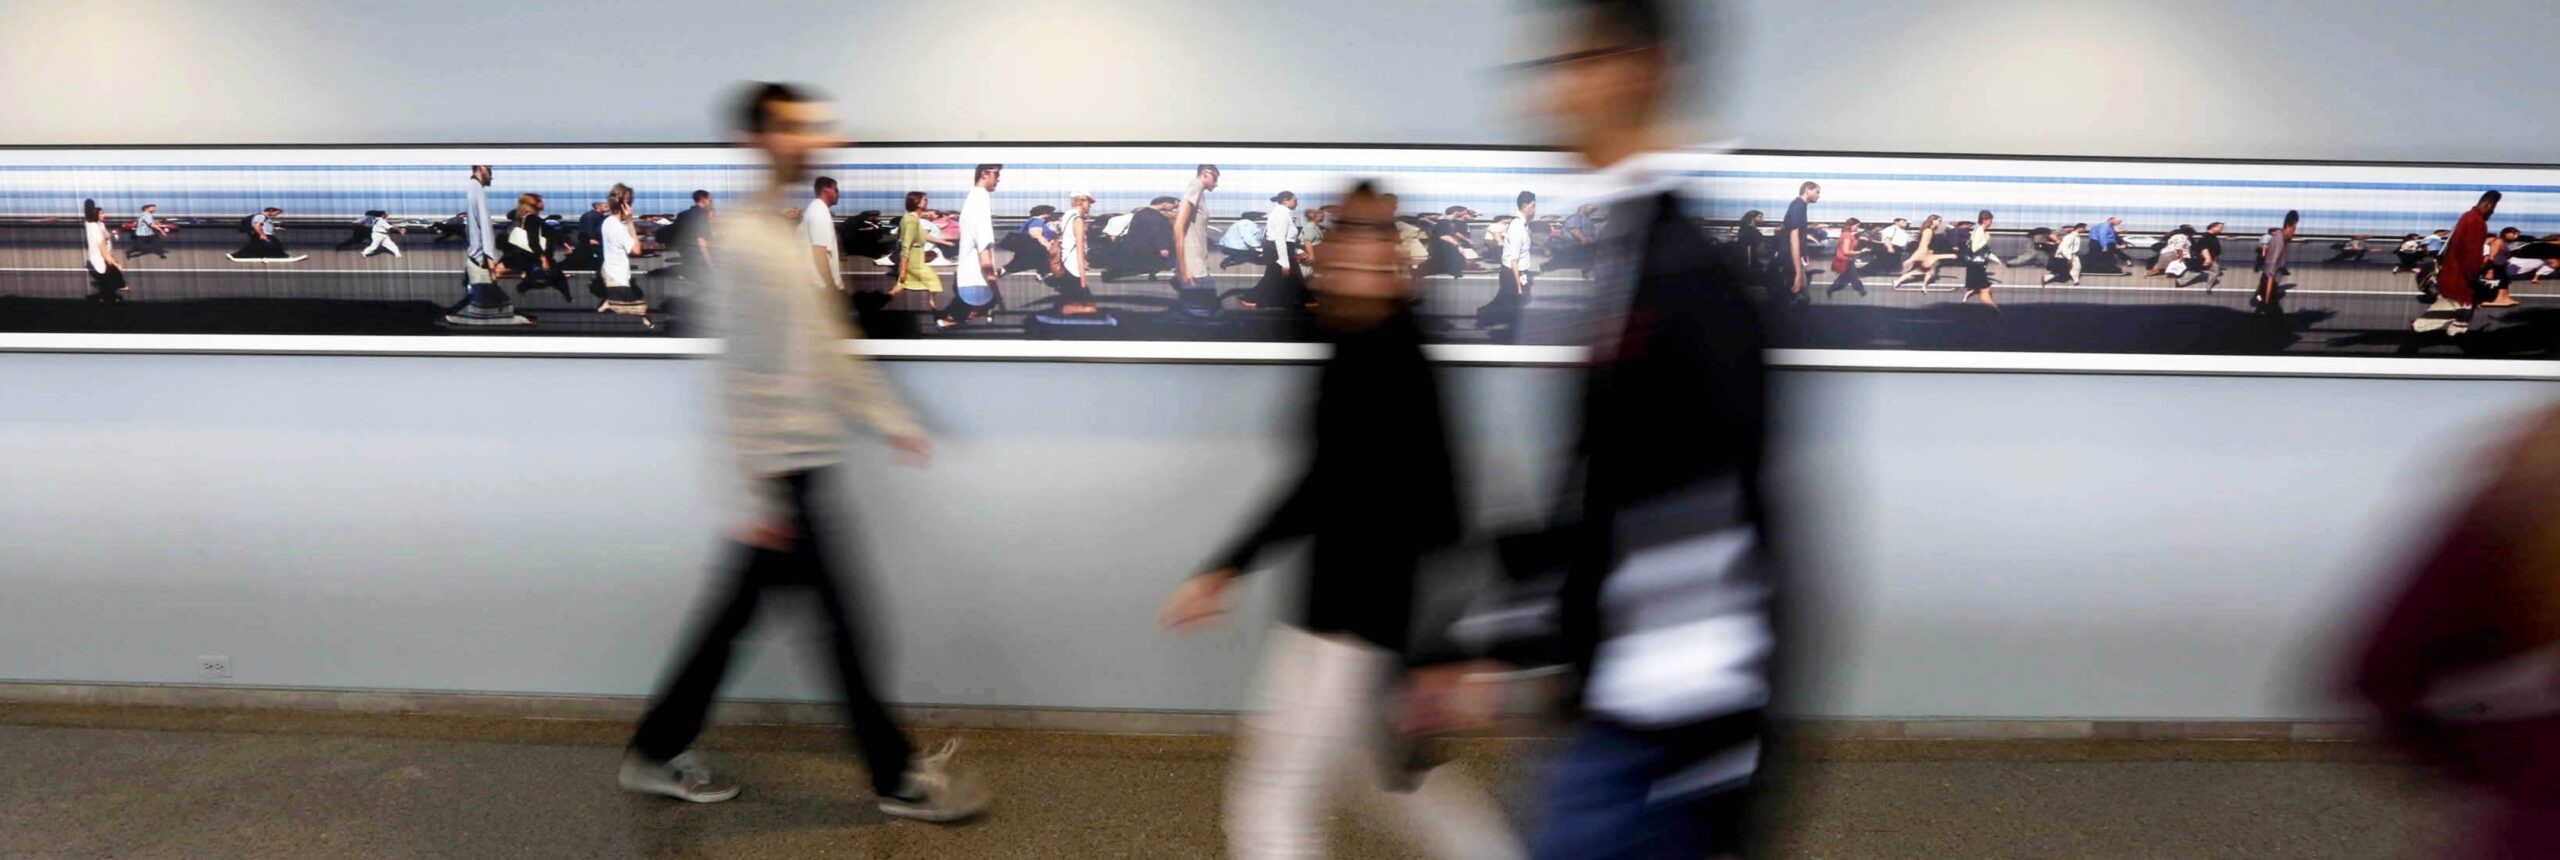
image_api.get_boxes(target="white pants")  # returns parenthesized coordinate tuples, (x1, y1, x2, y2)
(1227, 625, 1524, 860)
(364, 234, 401, 257)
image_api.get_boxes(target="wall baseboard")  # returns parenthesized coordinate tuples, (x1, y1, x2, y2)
(0, 681, 2370, 743)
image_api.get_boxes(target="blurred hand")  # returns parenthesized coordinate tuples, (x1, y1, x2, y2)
(1401, 661, 1510, 733)
(888, 433, 934, 468)
(1161, 570, 1235, 632)
(737, 517, 797, 552)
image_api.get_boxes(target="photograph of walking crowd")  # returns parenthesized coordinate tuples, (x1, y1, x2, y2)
(16, 148, 2560, 357)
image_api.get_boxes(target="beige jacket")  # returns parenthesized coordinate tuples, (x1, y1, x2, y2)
(709, 192, 923, 522)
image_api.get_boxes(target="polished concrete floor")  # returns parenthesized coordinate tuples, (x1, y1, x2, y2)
(0, 704, 2461, 860)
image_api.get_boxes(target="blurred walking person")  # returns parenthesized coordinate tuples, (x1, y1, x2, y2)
(618, 83, 989, 823)
(2346, 405, 2560, 860)
(1163, 182, 1525, 860)
(444, 164, 533, 326)
(1419, 2, 1788, 857)
(82, 199, 128, 303)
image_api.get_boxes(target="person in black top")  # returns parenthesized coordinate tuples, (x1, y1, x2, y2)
(2175, 221, 2228, 291)
(661, 190, 715, 278)
(1781, 181, 1820, 301)
(1161, 182, 1526, 860)
(1103, 196, 1180, 282)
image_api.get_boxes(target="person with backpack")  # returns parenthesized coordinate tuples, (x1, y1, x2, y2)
(229, 207, 300, 262)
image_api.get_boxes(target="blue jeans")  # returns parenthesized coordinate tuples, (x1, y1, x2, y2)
(1532, 713, 1761, 860)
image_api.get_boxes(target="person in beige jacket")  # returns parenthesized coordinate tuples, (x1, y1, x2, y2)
(616, 82, 989, 825)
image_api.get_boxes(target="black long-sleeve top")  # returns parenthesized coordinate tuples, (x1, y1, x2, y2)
(1208, 309, 1463, 657)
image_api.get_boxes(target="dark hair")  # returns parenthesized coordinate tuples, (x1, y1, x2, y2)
(2482, 190, 2504, 206)
(813, 176, 838, 196)
(1197, 164, 1221, 177)
(691, 189, 711, 203)
(2208, 221, 2226, 230)
(904, 191, 927, 212)
(1978, 210, 1995, 222)
(141, 203, 157, 212)
(266, 207, 283, 214)
(736, 81, 811, 135)
(1576, 0, 1677, 57)
(1801, 181, 1821, 195)
(1445, 205, 1469, 216)
(1740, 209, 1764, 225)
(1028, 204, 1058, 218)
(82, 198, 101, 222)
(1149, 195, 1180, 207)
(975, 163, 1003, 181)
(1518, 190, 1538, 207)
(2502, 226, 2524, 238)
(1271, 191, 1295, 204)
(2282, 210, 2301, 228)
(1843, 218, 1863, 229)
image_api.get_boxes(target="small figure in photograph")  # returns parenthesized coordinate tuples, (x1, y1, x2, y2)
(1550, 202, 1603, 276)
(658, 190, 716, 279)
(1101, 195, 1180, 282)
(503, 193, 573, 302)
(2174, 221, 2230, 291)
(2042, 222, 2086, 286)
(2391, 233, 2430, 275)
(2006, 225, 2055, 268)
(2414, 193, 2498, 336)
(1162, 181, 1526, 860)
(2144, 225, 2197, 278)
(562, 201, 611, 271)
(362, 210, 404, 258)
(1217, 210, 1267, 270)
(2088, 216, 2133, 274)
(801, 175, 843, 291)
(81, 199, 128, 303)
(1477, 190, 1539, 323)
(1888, 214, 1955, 291)
(228, 207, 302, 262)
(1960, 210, 1999, 305)
(1043, 191, 1107, 319)
(1780, 181, 1820, 302)
(1171, 163, 1225, 316)
(2479, 226, 2526, 309)
(1000, 205, 1062, 277)
(2253, 210, 2300, 316)
(2327, 234, 2372, 264)
(937, 163, 1002, 329)
(129, 204, 172, 259)
(596, 186, 651, 327)
(445, 164, 534, 327)
(1243, 191, 1307, 310)
(333, 211, 375, 251)
(1826, 217, 1870, 297)
(892, 191, 944, 300)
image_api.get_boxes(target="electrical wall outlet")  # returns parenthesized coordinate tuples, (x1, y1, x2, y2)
(197, 655, 231, 681)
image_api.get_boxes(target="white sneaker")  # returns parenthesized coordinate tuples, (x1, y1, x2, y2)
(877, 740, 990, 823)
(619, 750, 741, 803)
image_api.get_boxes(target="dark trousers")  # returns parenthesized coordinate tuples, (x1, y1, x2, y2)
(1246, 240, 1307, 307)
(131, 233, 168, 257)
(1533, 712, 1762, 860)
(629, 468, 914, 796)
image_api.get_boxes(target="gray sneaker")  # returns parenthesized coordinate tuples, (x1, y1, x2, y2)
(619, 750, 741, 803)
(877, 740, 991, 823)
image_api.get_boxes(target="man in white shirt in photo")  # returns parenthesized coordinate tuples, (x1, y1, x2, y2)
(802, 175, 842, 291)
(937, 163, 1001, 328)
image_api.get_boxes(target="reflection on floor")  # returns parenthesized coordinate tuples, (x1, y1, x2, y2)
(0, 704, 2456, 860)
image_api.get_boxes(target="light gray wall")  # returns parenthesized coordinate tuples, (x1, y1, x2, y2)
(4, 0, 2552, 719)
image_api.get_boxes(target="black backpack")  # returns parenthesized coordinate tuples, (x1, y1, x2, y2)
(239, 214, 259, 234)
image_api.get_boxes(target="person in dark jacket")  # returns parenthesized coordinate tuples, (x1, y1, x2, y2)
(1162, 182, 1524, 860)
(1418, 2, 1787, 857)
(1103, 196, 1179, 282)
